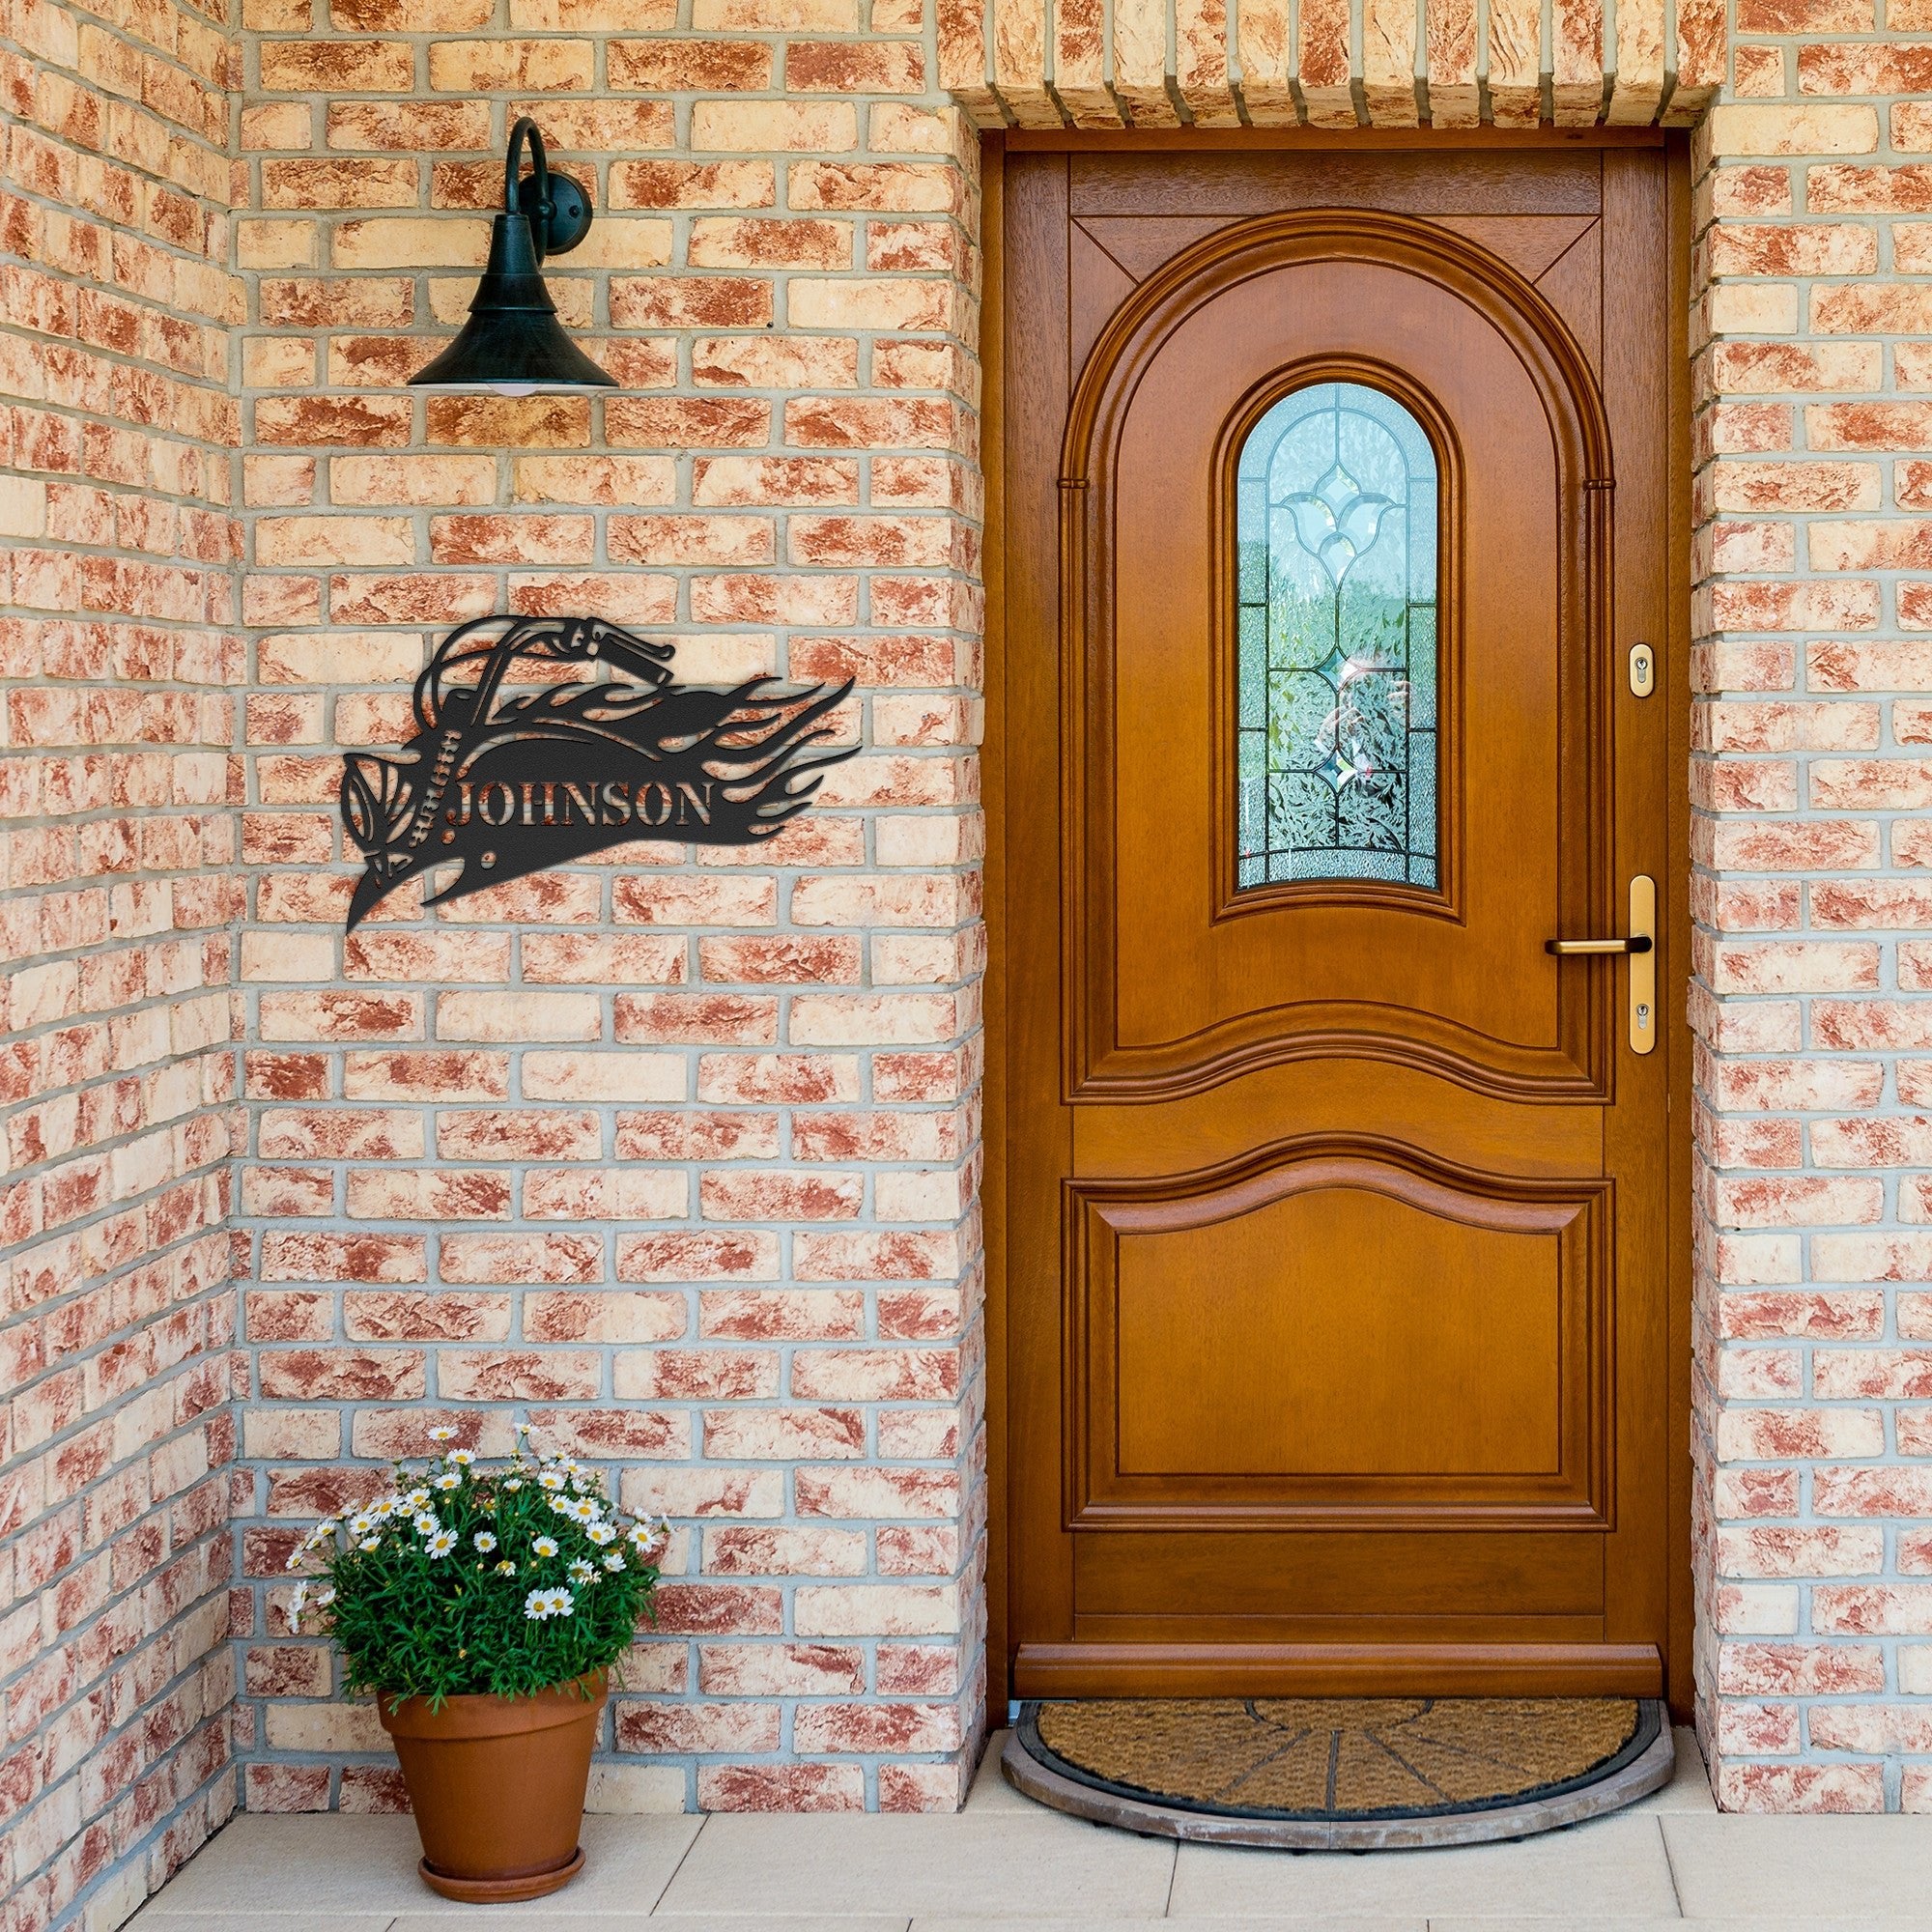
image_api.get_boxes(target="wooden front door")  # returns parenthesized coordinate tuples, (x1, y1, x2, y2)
(996, 141, 1688, 1702)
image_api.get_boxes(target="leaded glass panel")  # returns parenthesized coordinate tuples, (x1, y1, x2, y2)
(1236, 382, 1439, 891)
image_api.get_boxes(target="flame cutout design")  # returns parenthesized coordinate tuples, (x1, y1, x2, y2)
(339, 615, 858, 930)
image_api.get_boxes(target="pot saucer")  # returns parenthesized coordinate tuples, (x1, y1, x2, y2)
(417, 1845, 584, 1902)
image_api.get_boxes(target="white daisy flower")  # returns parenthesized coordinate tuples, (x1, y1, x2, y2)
(568, 1558, 595, 1584)
(405, 1488, 430, 1510)
(523, 1586, 573, 1621)
(495, 1559, 518, 1577)
(413, 1512, 439, 1536)
(532, 1535, 559, 1559)
(586, 1522, 617, 1546)
(538, 1470, 566, 1492)
(429, 1426, 456, 1442)
(315, 1585, 335, 1608)
(433, 1471, 461, 1492)
(447, 1449, 475, 1466)
(347, 1513, 374, 1538)
(427, 1529, 458, 1557)
(472, 1531, 497, 1553)
(602, 1552, 627, 1573)
(503, 1478, 524, 1492)
(565, 1498, 599, 1524)
(359, 1537, 382, 1552)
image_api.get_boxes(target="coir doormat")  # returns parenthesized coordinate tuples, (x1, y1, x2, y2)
(1004, 1697, 1674, 1849)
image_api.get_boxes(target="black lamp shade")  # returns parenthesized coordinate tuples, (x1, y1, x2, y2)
(410, 119, 615, 396)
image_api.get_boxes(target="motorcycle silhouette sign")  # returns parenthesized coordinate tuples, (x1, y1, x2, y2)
(338, 614, 858, 930)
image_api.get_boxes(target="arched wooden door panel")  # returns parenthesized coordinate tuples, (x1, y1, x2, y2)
(997, 143, 1688, 1701)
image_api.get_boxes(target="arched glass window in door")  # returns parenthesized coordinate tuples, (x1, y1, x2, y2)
(1236, 381, 1438, 891)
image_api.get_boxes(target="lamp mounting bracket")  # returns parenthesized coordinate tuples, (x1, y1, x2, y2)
(505, 115, 591, 261)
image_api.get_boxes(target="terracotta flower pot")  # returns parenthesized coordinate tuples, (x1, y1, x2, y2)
(378, 1672, 607, 1902)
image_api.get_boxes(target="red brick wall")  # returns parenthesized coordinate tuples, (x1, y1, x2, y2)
(0, 0, 244, 1922)
(228, 7, 988, 1816)
(29, 0, 1932, 1883)
(1690, 77, 1932, 1811)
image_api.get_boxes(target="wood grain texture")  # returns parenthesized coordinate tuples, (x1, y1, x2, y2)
(1014, 1643, 1666, 1697)
(1068, 1143, 1609, 1531)
(981, 135, 1010, 1721)
(998, 146, 1683, 1703)
(1064, 148, 1607, 217)
(1002, 151, 1076, 1666)
(1060, 214, 1615, 1108)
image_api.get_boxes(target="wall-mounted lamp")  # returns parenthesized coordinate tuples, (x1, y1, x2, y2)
(410, 117, 615, 396)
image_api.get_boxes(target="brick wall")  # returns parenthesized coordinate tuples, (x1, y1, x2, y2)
(938, 0, 1722, 127)
(0, 0, 244, 1922)
(227, 3, 987, 1817)
(28, 0, 1932, 1885)
(1690, 43, 1932, 1810)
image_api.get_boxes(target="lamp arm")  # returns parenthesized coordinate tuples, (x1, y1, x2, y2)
(503, 116, 551, 262)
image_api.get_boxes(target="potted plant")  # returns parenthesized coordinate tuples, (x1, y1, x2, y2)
(287, 1425, 668, 1902)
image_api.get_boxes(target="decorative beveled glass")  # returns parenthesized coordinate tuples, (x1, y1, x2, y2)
(1236, 381, 1439, 891)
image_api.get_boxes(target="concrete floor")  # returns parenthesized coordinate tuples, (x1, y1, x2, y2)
(130, 1728, 1932, 1928)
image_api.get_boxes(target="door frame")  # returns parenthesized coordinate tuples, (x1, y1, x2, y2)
(980, 128, 1696, 1719)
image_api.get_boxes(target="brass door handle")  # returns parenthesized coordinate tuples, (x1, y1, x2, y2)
(1545, 935, 1653, 955)
(1545, 876, 1657, 1055)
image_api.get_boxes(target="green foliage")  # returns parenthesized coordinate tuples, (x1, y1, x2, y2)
(287, 1427, 668, 1708)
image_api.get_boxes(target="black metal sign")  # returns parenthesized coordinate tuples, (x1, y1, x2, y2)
(339, 614, 857, 929)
